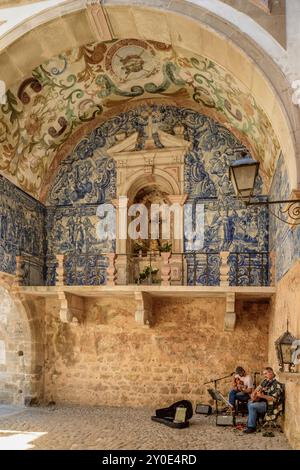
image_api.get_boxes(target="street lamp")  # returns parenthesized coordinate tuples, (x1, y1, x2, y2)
(229, 155, 300, 225)
(229, 157, 260, 203)
(275, 326, 296, 372)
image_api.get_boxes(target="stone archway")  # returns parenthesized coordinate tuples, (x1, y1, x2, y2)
(127, 174, 180, 254)
(125, 169, 181, 202)
(1, 1, 299, 195)
(107, 108, 190, 284)
(0, 277, 44, 405)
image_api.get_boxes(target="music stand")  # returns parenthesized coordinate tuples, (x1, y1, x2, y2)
(207, 388, 232, 424)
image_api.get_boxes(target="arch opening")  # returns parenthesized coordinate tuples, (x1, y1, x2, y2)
(0, 2, 298, 199)
(0, 281, 43, 406)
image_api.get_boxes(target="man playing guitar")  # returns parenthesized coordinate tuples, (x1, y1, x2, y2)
(228, 366, 254, 410)
(243, 367, 283, 433)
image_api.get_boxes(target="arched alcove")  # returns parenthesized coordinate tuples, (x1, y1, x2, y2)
(0, 280, 44, 405)
(0, 1, 299, 197)
(1, 1, 300, 450)
(44, 104, 269, 286)
(125, 170, 181, 202)
(126, 174, 179, 256)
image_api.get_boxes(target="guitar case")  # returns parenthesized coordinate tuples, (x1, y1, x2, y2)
(151, 400, 193, 428)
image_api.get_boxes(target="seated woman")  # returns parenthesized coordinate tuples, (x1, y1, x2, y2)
(228, 366, 254, 410)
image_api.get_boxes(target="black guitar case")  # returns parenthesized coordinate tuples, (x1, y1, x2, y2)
(151, 400, 193, 428)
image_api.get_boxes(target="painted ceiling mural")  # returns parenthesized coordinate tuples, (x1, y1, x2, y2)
(0, 103, 269, 286)
(0, 38, 280, 200)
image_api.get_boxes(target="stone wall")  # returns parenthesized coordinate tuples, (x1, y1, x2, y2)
(269, 259, 300, 450)
(0, 284, 44, 405)
(43, 296, 269, 408)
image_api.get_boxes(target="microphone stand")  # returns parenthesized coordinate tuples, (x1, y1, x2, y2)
(203, 372, 234, 418)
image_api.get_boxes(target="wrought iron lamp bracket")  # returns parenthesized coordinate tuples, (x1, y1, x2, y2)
(244, 198, 300, 226)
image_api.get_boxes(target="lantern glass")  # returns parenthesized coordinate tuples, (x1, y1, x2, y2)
(281, 343, 293, 364)
(229, 158, 260, 201)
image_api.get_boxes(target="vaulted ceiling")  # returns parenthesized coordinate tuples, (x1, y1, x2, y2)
(0, 38, 280, 201)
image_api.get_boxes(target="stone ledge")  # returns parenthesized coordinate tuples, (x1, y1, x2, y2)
(277, 371, 300, 384)
(12, 284, 275, 330)
(15, 284, 276, 298)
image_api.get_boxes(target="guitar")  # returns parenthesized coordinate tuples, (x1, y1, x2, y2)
(251, 379, 269, 402)
(233, 376, 246, 392)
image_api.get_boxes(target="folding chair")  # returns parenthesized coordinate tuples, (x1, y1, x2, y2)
(258, 382, 285, 432)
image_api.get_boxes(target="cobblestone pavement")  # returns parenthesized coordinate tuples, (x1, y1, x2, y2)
(0, 405, 291, 450)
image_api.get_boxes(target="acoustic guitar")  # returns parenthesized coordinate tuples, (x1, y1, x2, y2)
(251, 379, 269, 402)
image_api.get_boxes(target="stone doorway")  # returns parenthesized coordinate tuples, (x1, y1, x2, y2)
(0, 281, 43, 405)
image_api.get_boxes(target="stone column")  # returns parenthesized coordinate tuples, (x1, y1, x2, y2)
(56, 254, 65, 287)
(115, 254, 130, 285)
(106, 253, 117, 286)
(167, 194, 188, 285)
(161, 251, 171, 286)
(112, 196, 129, 255)
(112, 197, 130, 285)
(220, 251, 230, 287)
(166, 194, 188, 254)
